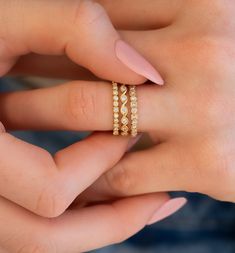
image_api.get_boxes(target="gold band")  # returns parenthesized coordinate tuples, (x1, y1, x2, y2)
(112, 82, 120, 136)
(120, 84, 129, 136)
(112, 82, 138, 137)
(129, 86, 138, 137)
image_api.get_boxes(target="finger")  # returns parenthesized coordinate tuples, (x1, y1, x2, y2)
(51, 193, 170, 252)
(0, 0, 163, 85)
(0, 81, 177, 135)
(0, 193, 169, 253)
(10, 54, 98, 81)
(97, 0, 183, 30)
(0, 131, 130, 218)
(11, 29, 172, 82)
(79, 143, 195, 202)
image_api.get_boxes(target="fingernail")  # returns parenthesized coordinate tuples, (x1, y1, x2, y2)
(147, 197, 187, 225)
(0, 122, 6, 133)
(126, 134, 143, 151)
(115, 40, 164, 85)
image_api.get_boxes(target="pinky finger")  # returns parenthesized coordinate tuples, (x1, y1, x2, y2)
(51, 193, 170, 252)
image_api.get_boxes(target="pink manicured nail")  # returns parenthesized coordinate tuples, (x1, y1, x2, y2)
(147, 197, 187, 225)
(0, 122, 6, 132)
(115, 40, 164, 85)
(126, 134, 143, 151)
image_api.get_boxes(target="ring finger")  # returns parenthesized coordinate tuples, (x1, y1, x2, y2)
(0, 80, 179, 136)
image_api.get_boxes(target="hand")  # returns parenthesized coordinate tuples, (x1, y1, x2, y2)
(0, 0, 173, 252)
(76, 0, 235, 203)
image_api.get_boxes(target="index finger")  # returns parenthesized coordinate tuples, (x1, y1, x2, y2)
(0, 131, 130, 218)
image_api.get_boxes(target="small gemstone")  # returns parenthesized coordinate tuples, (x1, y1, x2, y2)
(113, 96, 119, 101)
(113, 101, 119, 107)
(130, 89, 136, 94)
(131, 114, 138, 120)
(121, 95, 128, 103)
(120, 85, 127, 92)
(114, 113, 119, 119)
(114, 123, 119, 128)
(132, 124, 137, 129)
(113, 131, 119, 136)
(121, 131, 129, 136)
(130, 96, 137, 102)
(121, 125, 129, 132)
(121, 106, 128, 114)
(131, 102, 137, 107)
(121, 117, 129, 125)
(113, 107, 119, 113)
(132, 119, 138, 125)
(113, 90, 118, 95)
(130, 93, 136, 98)
(114, 118, 119, 123)
(131, 108, 138, 114)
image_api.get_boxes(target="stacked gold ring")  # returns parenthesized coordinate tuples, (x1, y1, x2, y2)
(120, 84, 129, 136)
(129, 86, 138, 137)
(112, 82, 138, 137)
(112, 82, 120, 136)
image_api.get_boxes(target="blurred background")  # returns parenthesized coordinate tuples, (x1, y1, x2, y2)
(1, 77, 235, 253)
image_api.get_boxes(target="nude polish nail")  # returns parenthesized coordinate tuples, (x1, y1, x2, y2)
(115, 40, 164, 85)
(126, 134, 143, 151)
(0, 122, 6, 132)
(147, 197, 187, 225)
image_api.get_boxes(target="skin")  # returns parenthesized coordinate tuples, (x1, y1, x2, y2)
(0, 0, 234, 251)
(0, 0, 172, 252)
(79, 0, 235, 203)
(7, 0, 235, 203)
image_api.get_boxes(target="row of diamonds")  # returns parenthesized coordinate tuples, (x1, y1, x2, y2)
(130, 86, 138, 137)
(120, 84, 129, 136)
(112, 82, 120, 135)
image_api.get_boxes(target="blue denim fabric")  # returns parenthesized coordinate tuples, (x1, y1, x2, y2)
(1, 77, 235, 253)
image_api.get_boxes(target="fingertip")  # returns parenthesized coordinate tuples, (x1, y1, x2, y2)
(147, 197, 187, 225)
(115, 40, 164, 85)
(0, 122, 6, 133)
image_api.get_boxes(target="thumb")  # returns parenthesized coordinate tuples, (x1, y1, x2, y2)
(0, 0, 163, 85)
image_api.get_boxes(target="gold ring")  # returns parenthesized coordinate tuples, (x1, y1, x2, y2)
(112, 82, 120, 136)
(129, 86, 138, 137)
(120, 84, 129, 136)
(112, 82, 138, 137)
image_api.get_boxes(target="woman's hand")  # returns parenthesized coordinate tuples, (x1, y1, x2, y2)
(76, 0, 235, 203)
(0, 0, 176, 252)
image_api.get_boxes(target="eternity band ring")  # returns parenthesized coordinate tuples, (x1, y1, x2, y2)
(112, 82, 138, 137)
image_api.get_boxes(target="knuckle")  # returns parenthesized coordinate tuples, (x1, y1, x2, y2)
(71, 0, 106, 27)
(105, 158, 135, 196)
(66, 82, 97, 127)
(35, 183, 68, 218)
(175, 39, 234, 129)
(188, 138, 235, 199)
(173, 33, 232, 75)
